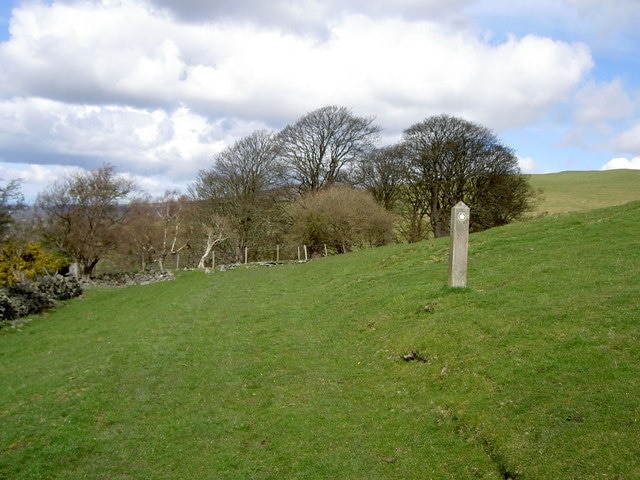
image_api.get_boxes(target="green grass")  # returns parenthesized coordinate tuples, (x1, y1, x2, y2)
(529, 169, 640, 215)
(2, 201, 640, 479)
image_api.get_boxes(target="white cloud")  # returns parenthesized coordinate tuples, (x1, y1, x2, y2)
(562, 0, 640, 36)
(517, 156, 541, 174)
(560, 79, 637, 150)
(0, 97, 270, 187)
(0, 0, 597, 198)
(0, 163, 85, 201)
(573, 79, 634, 125)
(467, 0, 640, 51)
(600, 157, 640, 171)
(608, 123, 640, 155)
(0, 3, 593, 129)
(146, 0, 474, 30)
(0, 161, 189, 202)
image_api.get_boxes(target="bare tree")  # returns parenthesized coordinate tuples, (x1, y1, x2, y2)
(397, 180, 431, 243)
(35, 165, 136, 278)
(189, 206, 230, 269)
(149, 191, 191, 273)
(123, 191, 195, 272)
(277, 105, 380, 192)
(189, 130, 286, 262)
(0, 179, 25, 241)
(357, 144, 407, 211)
(124, 195, 159, 271)
(402, 114, 535, 238)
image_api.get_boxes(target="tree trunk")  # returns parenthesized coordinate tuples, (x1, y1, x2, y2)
(81, 259, 99, 280)
(197, 231, 226, 269)
(197, 243, 213, 269)
(430, 194, 443, 238)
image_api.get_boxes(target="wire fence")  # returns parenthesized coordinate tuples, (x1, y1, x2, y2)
(171, 243, 330, 270)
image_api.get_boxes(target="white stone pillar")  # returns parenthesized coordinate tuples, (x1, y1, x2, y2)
(448, 201, 470, 288)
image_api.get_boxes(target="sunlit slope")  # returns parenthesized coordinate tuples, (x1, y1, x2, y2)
(1, 201, 639, 479)
(529, 169, 640, 215)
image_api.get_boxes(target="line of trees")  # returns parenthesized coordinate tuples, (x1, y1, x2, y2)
(0, 106, 537, 281)
(365, 113, 536, 240)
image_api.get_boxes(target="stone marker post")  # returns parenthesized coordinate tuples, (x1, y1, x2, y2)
(448, 201, 470, 288)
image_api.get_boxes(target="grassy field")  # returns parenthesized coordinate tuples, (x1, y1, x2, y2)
(1, 195, 639, 479)
(529, 169, 640, 215)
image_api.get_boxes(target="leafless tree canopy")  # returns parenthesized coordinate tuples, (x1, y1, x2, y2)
(17, 109, 537, 274)
(357, 145, 407, 211)
(124, 191, 192, 273)
(277, 105, 380, 192)
(190, 130, 287, 262)
(0, 179, 25, 241)
(192, 130, 285, 200)
(35, 165, 136, 278)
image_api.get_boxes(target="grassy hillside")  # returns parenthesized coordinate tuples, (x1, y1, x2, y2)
(1, 202, 639, 479)
(529, 169, 640, 215)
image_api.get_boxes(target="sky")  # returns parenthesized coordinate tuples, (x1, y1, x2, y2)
(1, 0, 640, 201)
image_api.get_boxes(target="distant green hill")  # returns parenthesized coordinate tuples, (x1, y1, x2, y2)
(1, 200, 639, 479)
(529, 169, 640, 215)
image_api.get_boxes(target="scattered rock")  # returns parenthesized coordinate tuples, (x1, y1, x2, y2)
(423, 302, 437, 313)
(82, 271, 175, 288)
(402, 350, 428, 362)
(0, 274, 83, 323)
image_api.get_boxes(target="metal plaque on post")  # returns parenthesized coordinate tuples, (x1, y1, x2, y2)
(448, 201, 470, 288)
